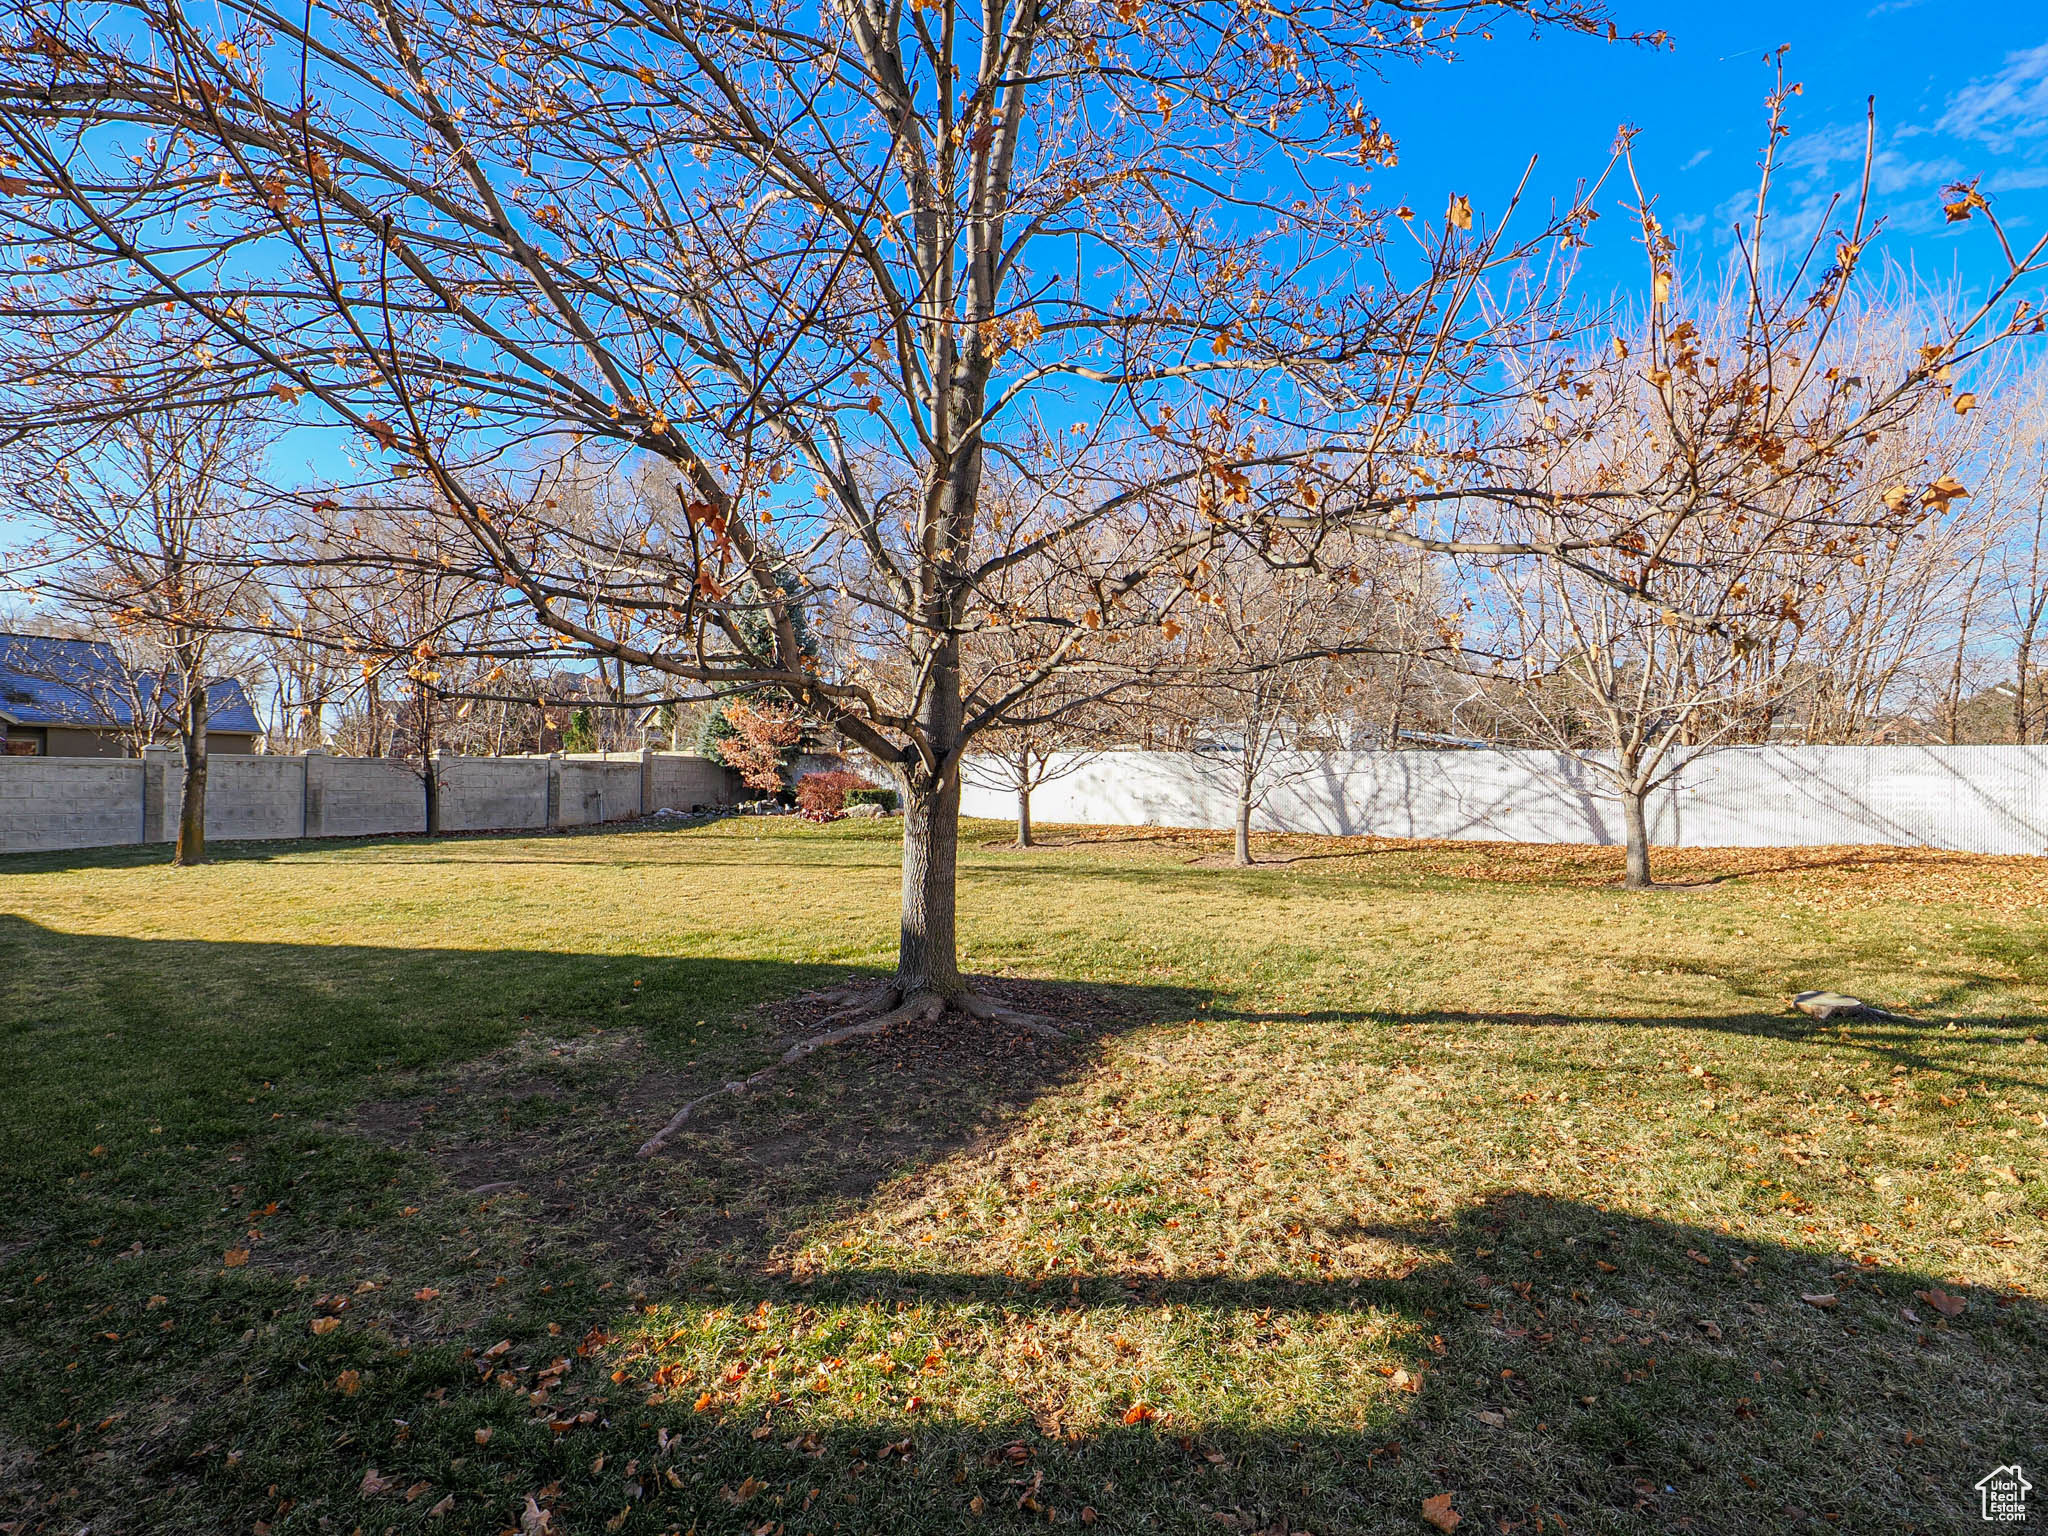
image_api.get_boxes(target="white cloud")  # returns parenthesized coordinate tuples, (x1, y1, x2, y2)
(1682, 148, 1712, 171)
(1937, 40, 2048, 154)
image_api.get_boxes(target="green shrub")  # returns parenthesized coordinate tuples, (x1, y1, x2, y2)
(844, 786, 899, 812)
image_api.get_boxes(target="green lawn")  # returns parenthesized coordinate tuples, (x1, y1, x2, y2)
(0, 819, 2042, 1535)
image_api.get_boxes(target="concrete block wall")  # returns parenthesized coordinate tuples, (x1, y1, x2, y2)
(554, 756, 643, 828)
(438, 757, 548, 833)
(307, 755, 427, 838)
(11, 741, 2048, 858)
(0, 748, 738, 854)
(0, 757, 145, 854)
(152, 755, 308, 843)
(648, 752, 740, 811)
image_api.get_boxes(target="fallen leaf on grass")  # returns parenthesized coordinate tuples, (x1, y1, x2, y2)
(427, 1494, 455, 1517)
(474, 1427, 492, 1446)
(359, 1468, 391, 1497)
(334, 1370, 361, 1396)
(1915, 1286, 1965, 1318)
(520, 1493, 553, 1535)
(1696, 1319, 1722, 1340)
(405, 1482, 432, 1502)
(1421, 1491, 1461, 1531)
(1475, 1410, 1505, 1428)
(222, 1248, 249, 1268)
(1799, 1293, 1837, 1309)
(1595, 1260, 1618, 1273)
(145, 1295, 168, 1310)
(309, 1316, 340, 1334)
(413, 1287, 440, 1302)
(1121, 1402, 1155, 1425)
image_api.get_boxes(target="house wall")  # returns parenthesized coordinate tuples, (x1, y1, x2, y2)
(11, 727, 259, 759)
(0, 750, 738, 855)
(42, 727, 130, 759)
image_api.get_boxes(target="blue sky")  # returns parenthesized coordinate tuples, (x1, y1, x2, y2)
(1362, 1, 2048, 292)
(31, 2, 2048, 509)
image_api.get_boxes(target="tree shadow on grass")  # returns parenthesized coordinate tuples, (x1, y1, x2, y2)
(564, 1191, 2038, 1536)
(0, 915, 2042, 1534)
(1217, 1004, 2048, 1099)
(98, 1194, 2043, 1536)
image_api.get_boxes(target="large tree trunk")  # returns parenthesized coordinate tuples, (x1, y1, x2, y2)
(897, 764, 965, 1000)
(892, 627, 967, 1000)
(173, 655, 208, 867)
(1620, 781, 1652, 890)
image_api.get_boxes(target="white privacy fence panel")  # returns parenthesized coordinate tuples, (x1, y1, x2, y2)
(959, 746, 2048, 855)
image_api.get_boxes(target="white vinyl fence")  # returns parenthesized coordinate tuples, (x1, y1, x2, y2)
(959, 746, 2048, 855)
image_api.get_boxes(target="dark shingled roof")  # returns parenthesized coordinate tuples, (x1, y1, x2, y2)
(0, 634, 261, 735)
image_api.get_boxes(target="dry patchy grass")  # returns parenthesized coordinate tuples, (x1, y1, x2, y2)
(0, 818, 2042, 1535)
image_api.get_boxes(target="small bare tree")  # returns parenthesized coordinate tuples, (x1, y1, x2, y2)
(0, 365, 268, 864)
(1164, 544, 1386, 865)
(1980, 363, 2048, 743)
(1470, 82, 2042, 886)
(286, 500, 519, 831)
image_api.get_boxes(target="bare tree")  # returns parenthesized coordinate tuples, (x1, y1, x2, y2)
(1978, 363, 2048, 743)
(290, 500, 516, 830)
(1164, 547, 1380, 865)
(1466, 84, 2041, 886)
(0, 368, 268, 863)
(0, 0, 1639, 1031)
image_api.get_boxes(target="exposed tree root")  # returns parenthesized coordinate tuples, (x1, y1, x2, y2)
(805, 981, 896, 1013)
(811, 988, 904, 1026)
(780, 990, 942, 1064)
(635, 988, 1073, 1158)
(955, 990, 1070, 1041)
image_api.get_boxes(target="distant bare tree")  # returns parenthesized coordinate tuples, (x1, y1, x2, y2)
(1470, 83, 2040, 886)
(0, 362, 268, 863)
(1164, 545, 1386, 865)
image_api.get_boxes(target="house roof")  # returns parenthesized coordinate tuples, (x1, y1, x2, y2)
(0, 634, 261, 735)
